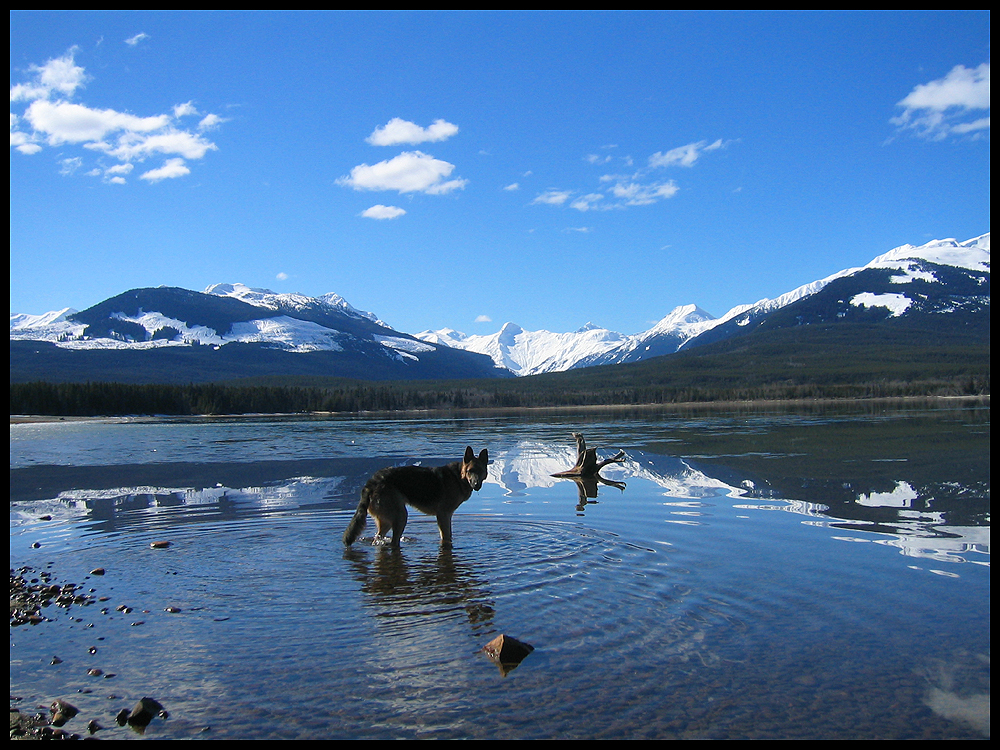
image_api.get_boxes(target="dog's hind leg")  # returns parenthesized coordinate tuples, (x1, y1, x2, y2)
(370, 486, 408, 547)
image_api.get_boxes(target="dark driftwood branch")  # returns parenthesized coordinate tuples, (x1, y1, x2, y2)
(551, 433, 626, 478)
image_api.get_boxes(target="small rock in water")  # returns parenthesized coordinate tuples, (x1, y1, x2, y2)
(482, 634, 534, 675)
(49, 699, 79, 727)
(125, 697, 167, 732)
(90, 568, 105, 576)
(150, 541, 171, 549)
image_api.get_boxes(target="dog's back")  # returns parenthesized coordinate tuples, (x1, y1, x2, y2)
(343, 446, 488, 547)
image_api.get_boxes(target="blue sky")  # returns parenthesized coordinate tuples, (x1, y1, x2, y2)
(10, 11, 990, 336)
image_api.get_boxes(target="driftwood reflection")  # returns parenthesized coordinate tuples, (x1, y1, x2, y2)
(552, 433, 627, 509)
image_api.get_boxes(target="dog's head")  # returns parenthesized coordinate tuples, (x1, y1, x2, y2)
(462, 446, 489, 492)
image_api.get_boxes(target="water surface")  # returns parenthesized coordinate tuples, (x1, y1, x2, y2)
(10, 404, 990, 739)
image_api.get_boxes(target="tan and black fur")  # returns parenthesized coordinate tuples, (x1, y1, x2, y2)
(343, 446, 489, 547)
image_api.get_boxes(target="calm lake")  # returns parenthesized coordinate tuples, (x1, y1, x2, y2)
(9, 402, 990, 739)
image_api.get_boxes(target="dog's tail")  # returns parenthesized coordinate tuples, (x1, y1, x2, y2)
(343, 486, 372, 546)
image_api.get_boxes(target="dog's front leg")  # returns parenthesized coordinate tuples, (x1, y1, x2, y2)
(436, 512, 454, 546)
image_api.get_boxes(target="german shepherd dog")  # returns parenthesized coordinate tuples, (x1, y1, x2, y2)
(343, 446, 489, 547)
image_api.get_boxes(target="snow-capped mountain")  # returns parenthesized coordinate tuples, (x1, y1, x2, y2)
(570, 304, 717, 369)
(424, 234, 989, 374)
(10, 234, 989, 384)
(10, 284, 504, 383)
(11, 284, 391, 354)
(416, 321, 628, 376)
(677, 232, 989, 353)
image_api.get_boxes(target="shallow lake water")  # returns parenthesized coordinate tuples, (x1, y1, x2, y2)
(10, 403, 990, 739)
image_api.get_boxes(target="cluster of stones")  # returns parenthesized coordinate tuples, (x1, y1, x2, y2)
(9, 566, 98, 627)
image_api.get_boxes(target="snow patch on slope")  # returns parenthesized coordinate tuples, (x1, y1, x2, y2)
(206, 282, 386, 326)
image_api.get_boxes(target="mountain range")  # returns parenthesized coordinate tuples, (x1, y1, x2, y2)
(417, 233, 990, 374)
(9, 234, 990, 385)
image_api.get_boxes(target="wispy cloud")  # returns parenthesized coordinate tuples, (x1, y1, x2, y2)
(503, 182, 520, 191)
(360, 204, 407, 220)
(532, 138, 728, 214)
(475, 314, 492, 323)
(570, 193, 604, 212)
(124, 33, 149, 47)
(892, 63, 990, 140)
(338, 151, 466, 194)
(609, 180, 679, 205)
(532, 189, 572, 205)
(9, 48, 224, 183)
(648, 139, 724, 168)
(366, 117, 459, 146)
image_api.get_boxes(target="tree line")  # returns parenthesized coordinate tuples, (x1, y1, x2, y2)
(10, 374, 990, 417)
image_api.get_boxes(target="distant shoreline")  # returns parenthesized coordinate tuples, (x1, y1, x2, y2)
(10, 394, 989, 425)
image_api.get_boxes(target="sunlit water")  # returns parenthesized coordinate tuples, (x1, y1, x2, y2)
(10, 405, 990, 739)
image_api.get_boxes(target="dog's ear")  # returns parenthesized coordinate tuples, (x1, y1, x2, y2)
(479, 448, 488, 463)
(464, 446, 474, 462)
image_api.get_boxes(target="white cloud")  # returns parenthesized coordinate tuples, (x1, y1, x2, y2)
(570, 193, 605, 211)
(361, 204, 407, 220)
(98, 129, 218, 161)
(566, 226, 592, 233)
(610, 180, 679, 205)
(366, 117, 459, 146)
(475, 314, 492, 323)
(276, 272, 289, 281)
(503, 182, 520, 191)
(173, 101, 198, 118)
(892, 63, 990, 139)
(125, 33, 149, 47)
(198, 113, 225, 131)
(25, 99, 170, 144)
(951, 117, 991, 134)
(10, 49, 222, 183)
(10, 49, 87, 102)
(648, 139, 724, 168)
(59, 156, 82, 175)
(530, 137, 725, 215)
(140, 158, 190, 182)
(338, 151, 466, 194)
(532, 189, 572, 205)
(9, 126, 41, 154)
